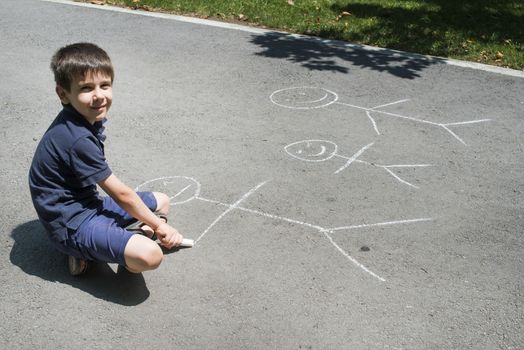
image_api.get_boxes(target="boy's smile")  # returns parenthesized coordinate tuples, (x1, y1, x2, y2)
(57, 71, 113, 124)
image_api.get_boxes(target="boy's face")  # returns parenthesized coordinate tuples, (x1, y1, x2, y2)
(56, 71, 112, 124)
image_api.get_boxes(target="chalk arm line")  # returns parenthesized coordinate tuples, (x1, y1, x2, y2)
(438, 119, 492, 145)
(327, 217, 434, 232)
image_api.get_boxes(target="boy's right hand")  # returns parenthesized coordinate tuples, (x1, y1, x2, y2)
(155, 222, 183, 249)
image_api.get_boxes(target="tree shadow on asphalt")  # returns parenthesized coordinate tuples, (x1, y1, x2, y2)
(250, 32, 444, 79)
(329, 1, 523, 60)
(10, 220, 150, 306)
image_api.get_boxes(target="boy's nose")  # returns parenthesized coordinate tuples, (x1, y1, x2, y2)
(93, 88, 104, 100)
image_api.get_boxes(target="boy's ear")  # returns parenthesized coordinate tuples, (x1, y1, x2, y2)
(55, 85, 69, 104)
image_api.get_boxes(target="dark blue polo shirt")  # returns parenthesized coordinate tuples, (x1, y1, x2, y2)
(29, 106, 112, 243)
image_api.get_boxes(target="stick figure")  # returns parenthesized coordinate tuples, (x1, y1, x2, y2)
(136, 176, 433, 282)
(271, 87, 491, 145)
(285, 140, 432, 189)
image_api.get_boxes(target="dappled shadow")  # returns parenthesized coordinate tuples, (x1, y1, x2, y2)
(10, 220, 150, 306)
(329, 1, 522, 62)
(250, 32, 443, 79)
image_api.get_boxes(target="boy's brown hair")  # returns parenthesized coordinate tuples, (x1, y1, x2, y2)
(50, 42, 114, 91)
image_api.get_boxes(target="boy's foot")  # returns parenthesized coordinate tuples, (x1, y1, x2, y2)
(68, 255, 88, 276)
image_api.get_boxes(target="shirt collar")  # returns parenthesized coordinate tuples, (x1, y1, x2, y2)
(63, 105, 107, 142)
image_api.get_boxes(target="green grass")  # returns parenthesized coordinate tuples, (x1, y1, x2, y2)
(96, 0, 523, 70)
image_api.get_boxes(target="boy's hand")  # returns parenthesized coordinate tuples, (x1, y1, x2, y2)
(155, 222, 183, 249)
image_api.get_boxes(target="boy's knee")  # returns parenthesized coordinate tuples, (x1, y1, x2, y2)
(142, 244, 163, 270)
(125, 236, 163, 272)
(153, 192, 170, 213)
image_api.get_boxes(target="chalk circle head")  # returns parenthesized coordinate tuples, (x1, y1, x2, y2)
(135, 176, 201, 205)
(285, 140, 338, 162)
(270, 87, 338, 109)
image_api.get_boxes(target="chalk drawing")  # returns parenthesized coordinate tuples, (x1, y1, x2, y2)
(135, 176, 201, 205)
(136, 176, 434, 282)
(284, 140, 338, 162)
(271, 87, 491, 145)
(285, 140, 431, 189)
(333, 142, 375, 175)
(270, 87, 338, 109)
(195, 181, 268, 243)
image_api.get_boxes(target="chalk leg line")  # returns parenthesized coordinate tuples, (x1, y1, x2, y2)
(320, 230, 386, 282)
(334, 100, 491, 145)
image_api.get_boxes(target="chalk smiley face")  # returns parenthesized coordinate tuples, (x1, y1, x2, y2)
(135, 176, 201, 205)
(270, 87, 338, 109)
(284, 140, 338, 162)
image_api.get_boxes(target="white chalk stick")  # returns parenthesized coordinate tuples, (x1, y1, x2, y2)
(181, 238, 194, 247)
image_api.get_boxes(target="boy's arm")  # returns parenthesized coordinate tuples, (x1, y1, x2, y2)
(98, 174, 182, 247)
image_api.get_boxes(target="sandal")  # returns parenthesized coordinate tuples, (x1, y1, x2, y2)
(68, 255, 89, 276)
(125, 212, 168, 241)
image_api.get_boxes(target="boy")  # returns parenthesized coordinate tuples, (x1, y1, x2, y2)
(29, 42, 183, 276)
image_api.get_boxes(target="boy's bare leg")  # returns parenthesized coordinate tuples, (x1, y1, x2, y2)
(153, 192, 171, 214)
(123, 234, 163, 273)
(139, 192, 171, 237)
(123, 192, 171, 272)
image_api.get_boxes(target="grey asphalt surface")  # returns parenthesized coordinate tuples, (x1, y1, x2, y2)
(1, 0, 523, 349)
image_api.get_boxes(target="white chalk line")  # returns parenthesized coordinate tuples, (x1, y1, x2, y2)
(197, 196, 385, 281)
(135, 175, 202, 205)
(169, 184, 192, 200)
(443, 118, 492, 126)
(311, 145, 327, 157)
(196, 192, 432, 282)
(333, 156, 431, 189)
(438, 119, 492, 145)
(334, 142, 374, 174)
(365, 111, 381, 135)
(440, 125, 466, 145)
(371, 99, 410, 110)
(320, 230, 386, 282)
(195, 181, 268, 243)
(383, 167, 419, 189)
(197, 196, 326, 231)
(285, 139, 338, 162)
(335, 100, 441, 129)
(380, 164, 432, 168)
(328, 217, 433, 232)
(332, 100, 492, 145)
(370, 108, 440, 126)
(270, 87, 339, 109)
(296, 92, 329, 104)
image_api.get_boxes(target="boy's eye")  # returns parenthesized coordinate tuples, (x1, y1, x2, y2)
(80, 86, 92, 92)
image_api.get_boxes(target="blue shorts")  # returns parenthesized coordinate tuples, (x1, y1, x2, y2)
(55, 192, 158, 266)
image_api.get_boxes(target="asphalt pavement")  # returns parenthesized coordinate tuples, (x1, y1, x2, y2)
(1, 0, 523, 349)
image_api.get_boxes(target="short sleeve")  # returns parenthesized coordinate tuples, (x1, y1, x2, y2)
(70, 136, 112, 186)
